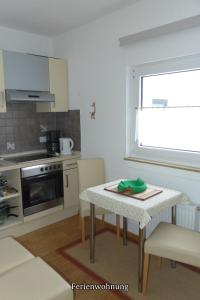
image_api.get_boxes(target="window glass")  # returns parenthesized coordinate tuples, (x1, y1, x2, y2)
(138, 69, 200, 152)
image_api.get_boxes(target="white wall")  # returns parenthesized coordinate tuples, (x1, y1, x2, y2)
(52, 0, 200, 231)
(0, 26, 52, 56)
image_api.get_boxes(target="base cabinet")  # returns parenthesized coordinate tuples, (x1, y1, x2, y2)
(0, 50, 6, 112)
(0, 155, 81, 238)
(0, 169, 23, 229)
(63, 165, 79, 210)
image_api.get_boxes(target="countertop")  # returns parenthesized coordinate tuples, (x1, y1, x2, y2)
(0, 151, 81, 172)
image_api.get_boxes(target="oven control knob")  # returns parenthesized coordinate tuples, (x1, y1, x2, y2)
(49, 166, 52, 170)
(40, 167, 44, 172)
(45, 167, 48, 171)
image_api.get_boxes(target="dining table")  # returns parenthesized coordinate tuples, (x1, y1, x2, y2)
(80, 179, 190, 293)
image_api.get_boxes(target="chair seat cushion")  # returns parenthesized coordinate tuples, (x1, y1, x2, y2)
(145, 222, 200, 267)
(0, 237, 34, 275)
(0, 257, 73, 300)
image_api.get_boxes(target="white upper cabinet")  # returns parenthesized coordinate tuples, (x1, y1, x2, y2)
(3, 51, 49, 91)
(37, 58, 68, 112)
(49, 58, 68, 112)
(0, 51, 68, 113)
(0, 50, 6, 112)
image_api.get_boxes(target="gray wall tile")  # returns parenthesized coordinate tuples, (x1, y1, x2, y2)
(0, 103, 81, 155)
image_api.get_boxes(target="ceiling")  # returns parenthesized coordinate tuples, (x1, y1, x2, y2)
(0, 0, 138, 37)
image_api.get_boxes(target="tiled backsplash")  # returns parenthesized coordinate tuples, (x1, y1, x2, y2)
(0, 103, 81, 155)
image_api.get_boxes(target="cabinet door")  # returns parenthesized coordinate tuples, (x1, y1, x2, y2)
(37, 58, 68, 112)
(49, 58, 68, 112)
(0, 50, 6, 112)
(63, 168, 79, 209)
(3, 51, 49, 91)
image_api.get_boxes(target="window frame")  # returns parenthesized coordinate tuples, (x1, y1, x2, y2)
(126, 54, 200, 168)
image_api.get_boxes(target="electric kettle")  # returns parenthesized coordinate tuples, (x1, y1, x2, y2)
(59, 138, 74, 155)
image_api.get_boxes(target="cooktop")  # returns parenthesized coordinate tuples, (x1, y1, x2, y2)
(5, 153, 55, 163)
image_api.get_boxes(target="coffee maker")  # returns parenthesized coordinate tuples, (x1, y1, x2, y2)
(46, 130, 61, 155)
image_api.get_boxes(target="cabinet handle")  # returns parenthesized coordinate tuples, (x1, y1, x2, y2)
(65, 175, 69, 188)
(0, 91, 4, 108)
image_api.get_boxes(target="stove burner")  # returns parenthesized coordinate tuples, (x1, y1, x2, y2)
(5, 153, 55, 163)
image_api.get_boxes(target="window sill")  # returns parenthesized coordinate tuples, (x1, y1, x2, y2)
(124, 156, 200, 173)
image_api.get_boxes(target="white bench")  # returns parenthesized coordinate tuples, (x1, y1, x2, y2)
(0, 237, 73, 300)
(0, 257, 73, 300)
(0, 237, 34, 275)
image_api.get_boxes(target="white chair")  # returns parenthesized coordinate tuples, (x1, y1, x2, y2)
(143, 222, 200, 294)
(78, 158, 120, 242)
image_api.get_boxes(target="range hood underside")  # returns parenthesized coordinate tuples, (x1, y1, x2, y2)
(6, 89, 55, 102)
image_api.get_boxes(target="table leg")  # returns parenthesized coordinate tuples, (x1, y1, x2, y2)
(123, 217, 127, 246)
(171, 205, 176, 268)
(90, 203, 95, 263)
(138, 225, 146, 293)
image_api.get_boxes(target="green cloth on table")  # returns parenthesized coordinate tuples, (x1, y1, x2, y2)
(117, 178, 147, 194)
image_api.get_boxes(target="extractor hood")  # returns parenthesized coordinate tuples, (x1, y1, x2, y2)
(3, 50, 54, 103)
(6, 90, 55, 102)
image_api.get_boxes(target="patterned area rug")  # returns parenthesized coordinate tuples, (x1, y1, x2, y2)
(57, 229, 200, 300)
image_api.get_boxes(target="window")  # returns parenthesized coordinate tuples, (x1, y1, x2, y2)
(127, 55, 200, 167)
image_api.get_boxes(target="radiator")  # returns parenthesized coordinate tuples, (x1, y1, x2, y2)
(177, 204, 199, 231)
(106, 204, 200, 236)
(146, 204, 200, 237)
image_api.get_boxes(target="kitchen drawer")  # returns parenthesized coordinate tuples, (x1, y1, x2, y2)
(63, 159, 78, 170)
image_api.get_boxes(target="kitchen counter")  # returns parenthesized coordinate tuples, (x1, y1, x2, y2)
(0, 151, 81, 172)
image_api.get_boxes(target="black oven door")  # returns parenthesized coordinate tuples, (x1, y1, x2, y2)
(22, 171, 63, 216)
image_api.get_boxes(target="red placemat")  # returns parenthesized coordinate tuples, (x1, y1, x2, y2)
(104, 184, 162, 200)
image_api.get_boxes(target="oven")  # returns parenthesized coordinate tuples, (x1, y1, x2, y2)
(21, 162, 64, 216)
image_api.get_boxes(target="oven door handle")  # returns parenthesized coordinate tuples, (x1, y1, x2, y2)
(22, 171, 61, 182)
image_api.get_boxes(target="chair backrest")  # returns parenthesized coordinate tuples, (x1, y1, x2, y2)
(77, 158, 105, 193)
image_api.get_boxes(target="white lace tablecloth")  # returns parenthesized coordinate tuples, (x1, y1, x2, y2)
(80, 179, 191, 229)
